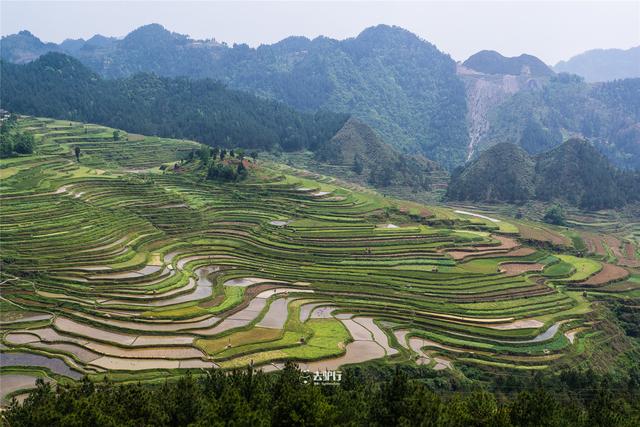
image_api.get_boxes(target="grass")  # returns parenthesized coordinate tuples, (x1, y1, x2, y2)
(555, 255, 602, 282)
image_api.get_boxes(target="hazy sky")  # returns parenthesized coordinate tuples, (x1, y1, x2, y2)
(2, 1, 639, 64)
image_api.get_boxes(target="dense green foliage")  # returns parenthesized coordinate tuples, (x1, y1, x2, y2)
(542, 205, 567, 226)
(447, 139, 640, 209)
(446, 143, 535, 203)
(533, 139, 635, 209)
(0, 53, 349, 153)
(4, 363, 639, 427)
(1, 24, 469, 169)
(604, 296, 640, 339)
(463, 50, 554, 77)
(554, 46, 640, 82)
(0, 114, 35, 157)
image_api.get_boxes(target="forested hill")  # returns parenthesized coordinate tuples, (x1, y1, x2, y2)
(474, 74, 640, 169)
(445, 143, 535, 204)
(0, 24, 469, 169)
(0, 53, 349, 152)
(447, 138, 640, 210)
(462, 50, 554, 77)
(315, 117, 438, 190)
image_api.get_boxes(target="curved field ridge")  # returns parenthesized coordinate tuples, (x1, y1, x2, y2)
(0, 117, 604, 382)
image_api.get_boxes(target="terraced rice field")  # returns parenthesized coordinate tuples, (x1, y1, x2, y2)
(0, 117, 629, 399)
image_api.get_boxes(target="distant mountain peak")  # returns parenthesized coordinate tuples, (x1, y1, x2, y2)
(121, 23, 186, 47)
(554, 46, 640, 82)
(355, 24, 424, 45)
(1, 29, 57, 64)
(463, 50, 554, 77)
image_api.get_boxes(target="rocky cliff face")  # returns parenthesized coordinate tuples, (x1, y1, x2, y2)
(457, 64, 547, 160)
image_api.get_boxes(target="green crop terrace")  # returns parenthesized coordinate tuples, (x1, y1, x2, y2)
(1, 117, 637, 403)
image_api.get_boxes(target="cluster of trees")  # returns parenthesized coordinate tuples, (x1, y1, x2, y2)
(605, 296, 640, 338)
(4, 363, 639, 426)
(0, 53, 349, 154)
(186, 146, 254, 182)
(542, 205, 567, 226)
(0, 114, 35, 157)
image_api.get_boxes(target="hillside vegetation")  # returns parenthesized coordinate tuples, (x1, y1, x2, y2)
(315, 117, 438, 189)
(1, 24, 469, 169)
(463, 50, 554, 77)
(3, 25, 640, 170)
(477, 74, 640, 169)
(4, 363, 640, 426)
(446, 143, 535, 204)
(0, 53, 349, 153)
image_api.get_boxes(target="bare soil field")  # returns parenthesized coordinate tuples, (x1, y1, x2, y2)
(499, 263, 544, 276)
(578, 263, 629, 287)
(518, 224, 570, 246)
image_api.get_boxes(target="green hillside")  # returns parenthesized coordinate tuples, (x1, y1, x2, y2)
(4, 26, 639, 170)
(315, 117, 438, 190)
(447, 139, 640, 209)
(0, 53, 348, 153)
(447, 143, 535, 203)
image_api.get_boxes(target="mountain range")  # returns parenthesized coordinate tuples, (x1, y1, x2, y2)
(1, 24, 639, 176)
(554, 46, 640, 82)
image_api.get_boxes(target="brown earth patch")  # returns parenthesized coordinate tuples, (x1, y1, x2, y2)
(603, 235, 624, 259)
(446, 235, 519, 260)
(518, 224, 570, 246)
(499, 263, 545, 276)
(578, 263, 629, 287)
(619, 242, 640, 268)
(581, 233, 607, 256)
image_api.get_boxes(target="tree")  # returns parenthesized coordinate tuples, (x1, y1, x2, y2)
(0, 117, 35, 157)
(250, 151, 258, 162)
(74, 146, 81, 162)
(220, 149, 226, 161)
(13, 133, 35, 154)
(352, 155, 364, 175)
(197, 146, 211, 165)
(0, 125, 13, 157)
(543, 204, 566, 226)
(237, 161, 247, 179)
(112, 130, 120, 141)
